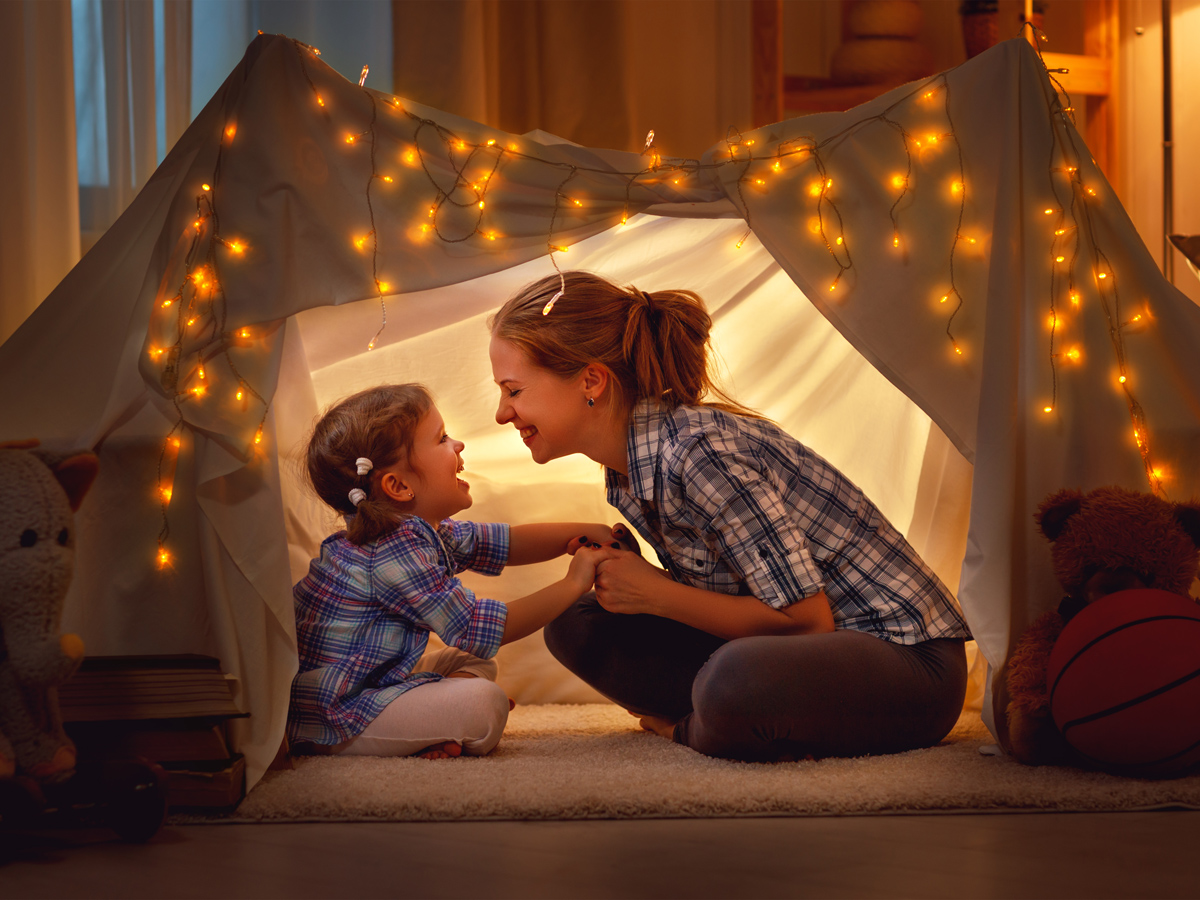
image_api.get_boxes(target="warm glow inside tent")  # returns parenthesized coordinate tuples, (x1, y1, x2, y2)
(5, 33, 1200, 789)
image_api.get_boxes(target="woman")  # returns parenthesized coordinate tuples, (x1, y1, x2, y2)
(488, 271, 971, 761)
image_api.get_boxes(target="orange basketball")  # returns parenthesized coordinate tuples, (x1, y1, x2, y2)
(1047, 588, 1200, 777)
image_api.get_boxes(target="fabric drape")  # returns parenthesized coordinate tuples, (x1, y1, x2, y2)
(0, 0, 80, 345)
(391, 0, 752, 160)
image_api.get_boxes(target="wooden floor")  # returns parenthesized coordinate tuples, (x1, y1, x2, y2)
(3, 811, 1199, 898)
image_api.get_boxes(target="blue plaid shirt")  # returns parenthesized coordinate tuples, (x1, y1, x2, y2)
(288, 517, 509, 745)
(606, 401, 970, 645)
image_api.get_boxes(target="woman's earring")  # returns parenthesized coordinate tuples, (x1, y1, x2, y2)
(586, 397, 595, 408)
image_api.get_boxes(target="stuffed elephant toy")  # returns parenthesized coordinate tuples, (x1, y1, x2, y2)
(0, 440, 98, 782)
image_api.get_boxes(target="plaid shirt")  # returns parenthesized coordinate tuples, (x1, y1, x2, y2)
(606, 401, 970, 645)
(288, 517, 509, 745)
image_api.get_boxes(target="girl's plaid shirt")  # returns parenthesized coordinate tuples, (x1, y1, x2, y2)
(288, 517, 509, 745)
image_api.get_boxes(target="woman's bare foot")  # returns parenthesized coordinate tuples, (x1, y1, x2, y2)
(637, 714, 677, 741)
(416, 741, 463, 760)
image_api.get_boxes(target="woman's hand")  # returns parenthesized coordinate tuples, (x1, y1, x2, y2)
(565, 523, 641, 557)
(593, 550, 669, 615)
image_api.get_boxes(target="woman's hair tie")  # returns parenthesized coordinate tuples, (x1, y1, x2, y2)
(639, 290, 655, 310)
(355, 457, 374, 476)
(348, 488, 368, 507)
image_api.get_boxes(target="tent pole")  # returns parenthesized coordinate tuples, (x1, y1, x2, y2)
(1162, 0, 1175, 283)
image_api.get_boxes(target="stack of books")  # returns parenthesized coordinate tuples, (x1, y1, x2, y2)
(59, 654, 248, 812)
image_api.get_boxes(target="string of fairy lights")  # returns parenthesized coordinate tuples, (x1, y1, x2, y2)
(145, 31, 1168, 569)
(1029, 27, 1165, 496)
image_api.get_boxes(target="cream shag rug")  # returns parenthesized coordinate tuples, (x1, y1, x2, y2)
(226, 705, 1200, 822)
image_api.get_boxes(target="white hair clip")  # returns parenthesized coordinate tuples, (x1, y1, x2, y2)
(355, 457, 373, 476)
(348, 488, 367, 507)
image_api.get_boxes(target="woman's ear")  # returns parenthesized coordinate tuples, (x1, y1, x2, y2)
(580, 364, 611, 400)
(379, 470, 415, 503)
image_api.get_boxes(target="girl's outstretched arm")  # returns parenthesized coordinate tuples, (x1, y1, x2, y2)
(507, 522, 636, 565)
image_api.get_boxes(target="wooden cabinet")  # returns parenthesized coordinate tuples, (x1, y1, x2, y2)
(753, 0, 1120, 183)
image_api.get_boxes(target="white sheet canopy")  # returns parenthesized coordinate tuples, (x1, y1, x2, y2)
(5, 34, 1199, 787)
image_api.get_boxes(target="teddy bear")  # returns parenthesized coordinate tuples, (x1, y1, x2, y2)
(995, 485, 1200, 766)
(0, 440, 98, 782)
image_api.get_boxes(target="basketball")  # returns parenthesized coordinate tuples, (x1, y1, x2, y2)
(1047, 588, 1200, 777)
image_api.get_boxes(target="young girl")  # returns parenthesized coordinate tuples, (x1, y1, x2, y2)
(288, 383, 622, 760)
(489, 271, 972, 763)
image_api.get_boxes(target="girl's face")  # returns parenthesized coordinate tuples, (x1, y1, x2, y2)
(387, 406, 470, 524)
(490, 336, 591, 465)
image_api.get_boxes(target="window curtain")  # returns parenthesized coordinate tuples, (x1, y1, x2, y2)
(0, 0, 80, 346)
(73, 0, 192, 250)
(391, 0, 752, 159)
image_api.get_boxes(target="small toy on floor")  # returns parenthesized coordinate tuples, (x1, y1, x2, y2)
(998, 485, 1200, 775)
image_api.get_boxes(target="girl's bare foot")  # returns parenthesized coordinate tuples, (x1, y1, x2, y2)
(417, 741, 462, 760)
(637, 714, 677, 741)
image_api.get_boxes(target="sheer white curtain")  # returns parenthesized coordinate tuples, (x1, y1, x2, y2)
(0, 0, 80, 345)
(72, 0, 192, 250)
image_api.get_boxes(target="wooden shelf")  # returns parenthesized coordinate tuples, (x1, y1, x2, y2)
(1040, 51, 1111, 97)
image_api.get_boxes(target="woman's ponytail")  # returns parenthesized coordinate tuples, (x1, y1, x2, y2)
(491, 271, 760, 418)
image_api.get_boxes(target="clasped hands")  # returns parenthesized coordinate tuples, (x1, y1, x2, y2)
(565, 522, 668, 616)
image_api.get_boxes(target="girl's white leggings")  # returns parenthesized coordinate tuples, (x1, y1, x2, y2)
(333, 647, 510, 758)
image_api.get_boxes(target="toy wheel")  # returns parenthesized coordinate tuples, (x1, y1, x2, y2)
(102, 759, 168, 843)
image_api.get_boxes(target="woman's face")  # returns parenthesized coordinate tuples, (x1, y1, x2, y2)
(489, 336, 589, 464)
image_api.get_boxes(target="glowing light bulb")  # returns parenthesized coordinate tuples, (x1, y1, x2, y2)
(157, 549, 170, 568)
(1044, 208, 1055, 215)
(193, 219, 203, 230)
(150, 347, 164, 358)
(808, 183, 822, 197)
(1066, 347, 1081, 362)
(1070, 292, 1080, 305)
(254, 429, 263, 445)
(1055, 255, 1065, 263)
(240, 328, 250, 338)
(455, 141, 466, 151)
(735, 237, 745, 249)
(1098, 272, 1107, 280)
(161, 298, 173, 308)
(1087, 187, 1096, 196)
(478, 200, 484, 209)
(345, 135, 356, 144)
(826, 179, 833, 189)
(198, 365, 206, 380)
(923, 90, 934, 100)
(486, 231, 498, 241)
(754, 178, 765, 186)
(317, 95, 325, 107)
(354, 236, 368, 250)
(552, 245, 569, 253)
(1119, 375, 1127, 383)
(1152, 466, 1164, 480)
(228, 240, 245, 255)
(1044, 406, 1054, 413)
(486, 139, 496, 146)
(377, 281, 391, 293)
(951, 181, 963, 196)
(771, 161, 781, 172)
(746, 139, 755, 146)
(940, 295, 949, 304)
(835, 236, 843, 245)
(403, 151, 416, 165)
(381, 175, 394, 183)
(891, 175, 906, 189)
(925, 134, 939, 145)
(225, 124, 236, 139)
(191, 385, 206, 398)
(187, 317, 197, 327)
(236, 388, 244, 401)
(161, 486, 173, 501)
(829, 282, 837, 292)
(171, 437, 181, 449)
(893, 234, 900, 248)
(202, 183, 211, 192)
(573, 199, 583, 206)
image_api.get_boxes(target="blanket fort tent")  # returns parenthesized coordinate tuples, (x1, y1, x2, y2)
(3, 33, 1199, 789)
